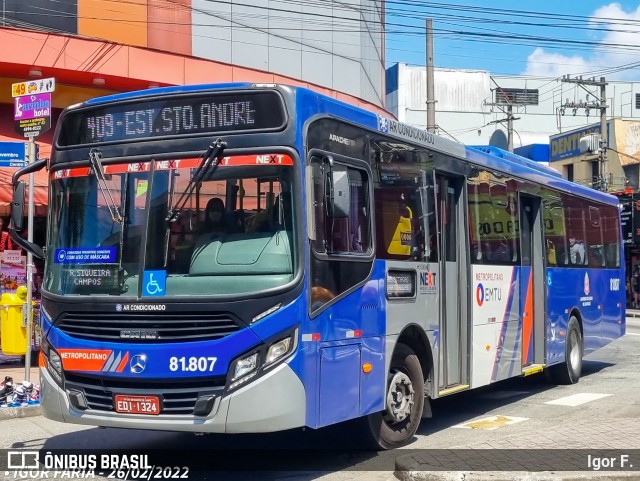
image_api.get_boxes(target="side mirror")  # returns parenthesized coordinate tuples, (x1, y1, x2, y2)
(11, 181, 25, 232)
(8, 159, 47, 259)
(326, 161, 350, 218)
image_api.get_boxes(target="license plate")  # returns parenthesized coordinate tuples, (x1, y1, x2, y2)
(114, 395, 160, 415)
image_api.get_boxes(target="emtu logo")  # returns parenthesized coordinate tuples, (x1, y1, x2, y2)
(584, 273, 590, 296)
(476, 283, 485, 306)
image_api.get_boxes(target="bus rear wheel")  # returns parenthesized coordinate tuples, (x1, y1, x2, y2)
(364, 343, 424, 449)
(549, 316, 583, 384)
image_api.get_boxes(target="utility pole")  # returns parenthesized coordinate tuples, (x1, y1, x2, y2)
(559, 75, 608, 191)
(507, 104, 513, 152)
(600, 78, 608, 188)
(425, 18, 436, 133)
(24, 137, 35, 382)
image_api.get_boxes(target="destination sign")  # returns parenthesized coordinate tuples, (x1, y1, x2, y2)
(58, 91, 286, 146)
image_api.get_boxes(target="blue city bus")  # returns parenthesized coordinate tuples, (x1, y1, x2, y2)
(11, 83, 625, 449)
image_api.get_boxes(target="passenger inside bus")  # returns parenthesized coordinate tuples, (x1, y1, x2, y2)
(201, 198, 237, 234)
(569, 236, 586, 265)
(168, 212, 196, 273)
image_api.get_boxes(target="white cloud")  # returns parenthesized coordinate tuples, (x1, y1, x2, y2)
(522, 48, 590, 77)
(522, 3, 640, 78)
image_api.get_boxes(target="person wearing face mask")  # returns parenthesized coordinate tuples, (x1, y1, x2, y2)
(201, 198, 234, 234)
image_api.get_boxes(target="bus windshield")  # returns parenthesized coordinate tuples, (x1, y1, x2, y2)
(46, 154, 296, 298)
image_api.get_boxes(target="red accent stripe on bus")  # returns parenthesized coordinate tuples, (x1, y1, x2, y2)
(51, 154, 294, 179)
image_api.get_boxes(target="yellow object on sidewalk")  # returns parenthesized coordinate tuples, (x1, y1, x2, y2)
(0, 287, 29, 356)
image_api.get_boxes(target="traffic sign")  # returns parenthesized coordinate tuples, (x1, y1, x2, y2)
(0, 141, 27, 167)
(12, 77, 55, 97)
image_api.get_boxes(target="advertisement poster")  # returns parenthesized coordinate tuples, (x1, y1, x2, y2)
(1, 250, 26, 294)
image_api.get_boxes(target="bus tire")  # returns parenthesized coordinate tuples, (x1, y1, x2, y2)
(549, 316, 583, 385)
(364, 343, 424, 449)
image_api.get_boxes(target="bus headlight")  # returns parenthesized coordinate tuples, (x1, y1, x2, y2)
(49, 350, 63, 377)
(232, 352, 259, 382)
(229, 351, 259, 390)
(227, 328, 298, 391)
(264, 337, 292, 367)
(41, 338, 63, 386)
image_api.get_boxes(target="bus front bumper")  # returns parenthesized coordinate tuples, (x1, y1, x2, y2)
(39, 363, 306, 433)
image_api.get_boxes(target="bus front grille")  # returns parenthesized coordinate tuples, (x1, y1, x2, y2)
(64, 372, 226, 415)
(56, 312, 244, 342)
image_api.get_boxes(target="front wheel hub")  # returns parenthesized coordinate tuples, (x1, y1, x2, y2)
(384, 371, 414, 424)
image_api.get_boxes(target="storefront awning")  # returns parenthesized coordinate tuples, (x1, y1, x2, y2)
(0, 167, 49, 217)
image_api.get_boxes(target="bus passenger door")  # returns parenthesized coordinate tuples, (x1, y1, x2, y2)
(519, 195, 545, 371)
(436, 174, 469, 393)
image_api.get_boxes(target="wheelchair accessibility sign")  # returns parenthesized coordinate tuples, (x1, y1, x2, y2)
(143, 270, 166, 297)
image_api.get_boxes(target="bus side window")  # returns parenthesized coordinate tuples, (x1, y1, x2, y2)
(309, 158, 372, 312)
(602, 205, 621, 268)
(375, 189, 417, 259)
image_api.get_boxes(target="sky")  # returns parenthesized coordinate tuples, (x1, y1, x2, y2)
(385, 1, 640, 80)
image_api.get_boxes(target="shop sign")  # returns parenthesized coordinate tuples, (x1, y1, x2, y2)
(2, 250, 23, 265)
(11, 78, 55, 97)
(11, 78, 55, 138)
(14, 116, 51, 137)
(549, 123, 610, 162)
(618, 194, 633, 245)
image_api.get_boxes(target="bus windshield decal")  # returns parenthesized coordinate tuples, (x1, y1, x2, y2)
(54, 247, 117, 264)
(51, 154, 294, 180)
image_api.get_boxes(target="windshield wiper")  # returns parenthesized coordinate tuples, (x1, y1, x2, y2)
(89, 149, 124, 224)
(165, 138, 227, 222)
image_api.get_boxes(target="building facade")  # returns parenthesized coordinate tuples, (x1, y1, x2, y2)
(0, 0, 387, 212)
(386, 63, 640, 179)
(386, 61, 640, 301)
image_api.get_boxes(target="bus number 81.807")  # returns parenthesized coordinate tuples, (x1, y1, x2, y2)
(169, 356, 217, 372)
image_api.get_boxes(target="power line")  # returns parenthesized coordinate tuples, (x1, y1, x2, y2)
(5, 0, 640, 80)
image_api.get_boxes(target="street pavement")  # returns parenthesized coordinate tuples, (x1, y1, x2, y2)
(395, 315, 640, 480)
(0, 310, 640, 481)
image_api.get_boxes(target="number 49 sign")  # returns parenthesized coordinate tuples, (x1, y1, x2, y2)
(12, 78, 55, 97)
(12, 77, 56, 137)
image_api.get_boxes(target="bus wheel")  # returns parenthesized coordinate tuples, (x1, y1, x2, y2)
(365, 344, 424, 449)
(549, 316, 583, 384)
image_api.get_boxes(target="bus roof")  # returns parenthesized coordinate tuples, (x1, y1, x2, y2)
(76, 83, 619, 207)
(83, 82, 255, 105)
